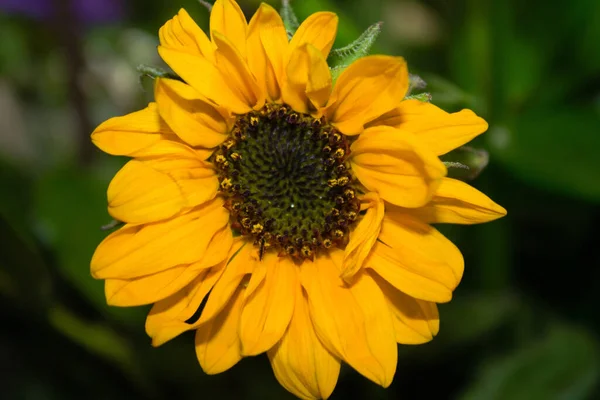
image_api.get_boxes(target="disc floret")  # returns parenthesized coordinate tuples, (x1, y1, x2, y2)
(213, 104, 360, 261)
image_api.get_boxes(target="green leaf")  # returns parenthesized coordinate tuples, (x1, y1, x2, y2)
(487, 108, 600, 202)
(461, 325, 600, 400)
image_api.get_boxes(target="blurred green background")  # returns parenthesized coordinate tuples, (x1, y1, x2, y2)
(1, 0, 599, 398)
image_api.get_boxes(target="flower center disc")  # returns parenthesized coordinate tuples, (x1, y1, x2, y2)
(213, 104, 360, 261)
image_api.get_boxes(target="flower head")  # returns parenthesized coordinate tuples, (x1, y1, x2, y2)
(91, 1, 506, 398)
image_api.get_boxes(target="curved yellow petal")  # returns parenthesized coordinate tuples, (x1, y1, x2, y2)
(301, 251, 397, 388)
(350, 126, 446, 208)
(210, 0, 247, 58)
(91, 198, 229, 280)
(370, 100, 488, 155)
(145, 238, 244, 346)
(341, 192, 384, 281)
(326, 56, 408, 135)
(282, 44, 332, 114)
(154, 78, 230, 148)
(367, 214, 464, 303)
(104, 227, 233, 307)
(247, 3, 287, 101)
(158, 46, 252, 114)
(195, 284, 244, 375)
(268, 287, 340, 400)
(399, 177, 507, 224)
(213, 32, 265, 110)
(289, 12, 338, 59)
(239, 255, 296, 356)
(197, 242, 256, 324)
(159, 8, 215, 63)
(373, 272, 439, 344)
(107, 157, 218, 224)
(92, 103, 189, 158)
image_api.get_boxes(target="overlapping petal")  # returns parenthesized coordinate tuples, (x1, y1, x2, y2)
(144, 239, 244, 347)
(239, 254, 297, 356)
(326, 56, 409, 135)
(288, 12, 338, 59)
(247, 3, 287, 101)
(282, 44, 332, 114)
(91, 198, 229, 280)
(341, 192, 384, 281)
(213, 32, 265, 110)
(373, 272, 439, 344)
(107, 156, 218, 224)
(92, 103, 195, 158)
(368, 213, 464, 303)
(301, 251, 397, 388)
(104, 227, 232, 307)
(268, 287, 340, 400)
(350, 126, 446, 208)
(154, 78, 230, 148)
(158, 46, 253, 114)
(210, 0, 248, 57)
(195, 285, 244, 375)
(370, 100, 488, 155)
(158, 8, 215, 63)
(398, 177, 507, 224)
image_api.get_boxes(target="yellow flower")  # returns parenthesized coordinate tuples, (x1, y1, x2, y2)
(90, 1, 506, 399)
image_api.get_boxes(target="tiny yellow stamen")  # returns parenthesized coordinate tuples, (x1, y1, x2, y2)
(252, 223, 264, 234)
(221, 178, 233, 190)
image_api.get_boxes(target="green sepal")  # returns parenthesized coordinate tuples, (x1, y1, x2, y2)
(405, 92, 432, 102)
(137, 64, 181, 81)
(198, 0, 212, 12)
(328, 21, 383, 81)
(101, 219, 124, 231)
(442, 146, 489, 181)
(280, 0, 299, 38)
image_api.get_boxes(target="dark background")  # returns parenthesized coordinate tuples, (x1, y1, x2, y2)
(1, 0, 599, 398)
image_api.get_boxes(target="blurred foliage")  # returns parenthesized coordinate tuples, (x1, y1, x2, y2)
(1, 0, 599, 399)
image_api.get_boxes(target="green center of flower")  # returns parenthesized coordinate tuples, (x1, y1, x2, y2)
(213, 104, 360, 260)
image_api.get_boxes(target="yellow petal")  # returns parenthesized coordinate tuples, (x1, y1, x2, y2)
(399, 177, 507, 224)
(301, 251, 397, 387)
(91, 198, 229, 279)
(326, 56, 408, 135)
(350, 126, 446, 208)
(367, 214, 464, 303)
(247, 3, 287, 101)
(210, 0, 247, 58)
(107, 157, 218, 224)
(154, 78, 230, 148)
(282, 44, 332, 114)
(197, 242, 256, 324)
(145, 238, 244, 346)
(92, 103, 185, 157)
(239, 255, 296, 356)
(213, 32, 265, 110)
(341, 192, 384, 281)
(195, 284, 244, 374)
(268, 287, 340, 400)
(158, 46, 252, 114)
(158, 8, 215, 63)
(289, 12, 338, 59)
(370, 100, 489, 155)
(373, 272, 439, 344)
(104, 227, 233, 307)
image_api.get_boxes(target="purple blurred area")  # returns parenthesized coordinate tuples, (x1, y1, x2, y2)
(0, 0, 124, 23)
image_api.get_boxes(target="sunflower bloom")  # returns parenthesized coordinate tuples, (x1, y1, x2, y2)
(91, 1, 506, 399)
